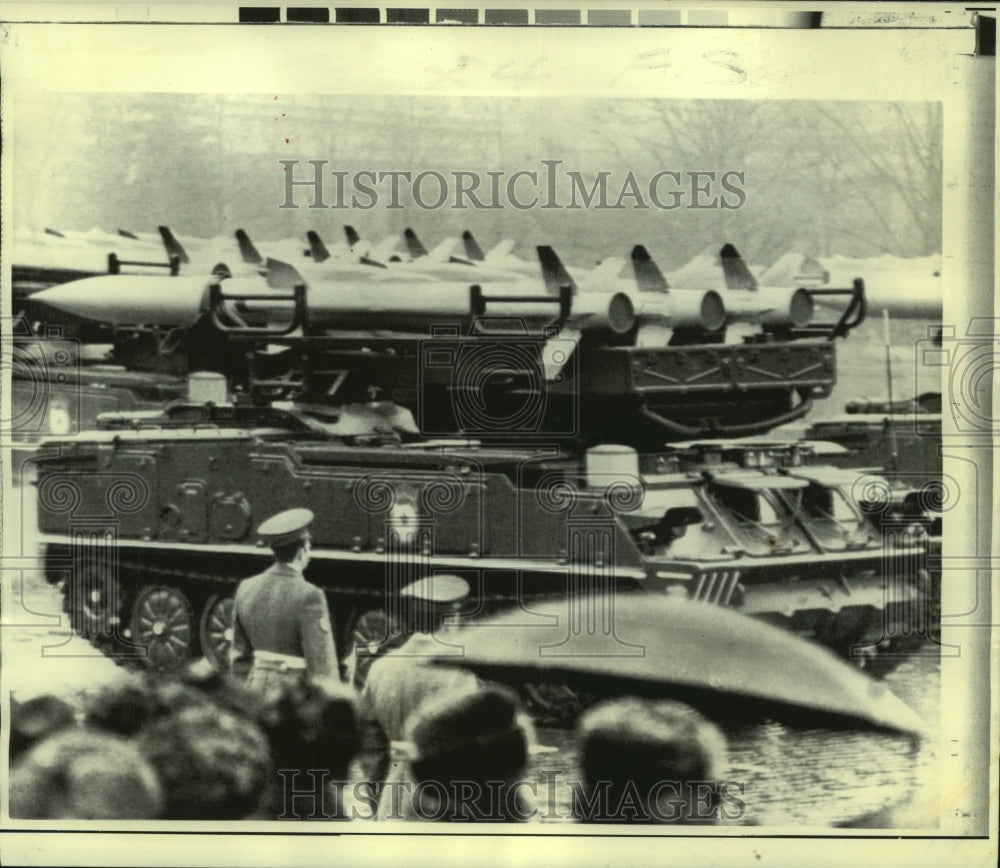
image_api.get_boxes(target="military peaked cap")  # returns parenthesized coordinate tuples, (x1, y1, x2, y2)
(257, 508, 314, 548)
(400, 574, 470, 605)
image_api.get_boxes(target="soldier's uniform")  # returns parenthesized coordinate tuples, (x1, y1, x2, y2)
(359, 632, 479, 743)
(353, 575, 475, 794)
(348, 574, 470, 690)
(230, 509, 338, 698)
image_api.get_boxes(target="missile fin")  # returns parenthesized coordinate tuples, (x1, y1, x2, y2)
(306, 230, 331, 263)
(344, 225, 362, 249)
(236, 229, 264, 266)
(542, 333, 580, 381)
(404, 228, 429, 259)
(537, 246, 577, 296)
(428, 237, 458, 262)
(158, 226, 190, 264)
(799, 256, 830, 284)
(265, 257, 304, 288)
(486, 239, 516, 261)
(631, 245, 670, 293)
(117, 229, 139, 240)
(719, 243, 758, 291)
(44, 227, 66, 238)
(462, 230, 486, 261)
(370, 233, 400, 260)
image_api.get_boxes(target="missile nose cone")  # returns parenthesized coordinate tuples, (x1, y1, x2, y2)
(32, 274, 213, 326)
(33, 276, 117, 317)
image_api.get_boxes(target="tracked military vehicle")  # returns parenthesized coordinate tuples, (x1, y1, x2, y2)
(800, 391, 942, 637)
(31, 247, 928, 676)
(802, 393, 942, 538)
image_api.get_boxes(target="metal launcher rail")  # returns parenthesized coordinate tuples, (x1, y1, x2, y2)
(204, 274, 868, 442)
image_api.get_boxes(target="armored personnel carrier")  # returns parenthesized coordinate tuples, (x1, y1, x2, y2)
(800, 391, 942, 638)
(30, 246, 928, 675)
(802, 393, 942, 536)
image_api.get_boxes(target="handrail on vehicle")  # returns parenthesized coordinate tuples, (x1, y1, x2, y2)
(208, 282, 308, 336)
(806, 278, 867, 340)
(469, 283, 574, 324)
(108, 252, 182, 277)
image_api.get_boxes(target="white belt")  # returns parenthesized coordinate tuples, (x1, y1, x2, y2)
(253, 650, 307, 670)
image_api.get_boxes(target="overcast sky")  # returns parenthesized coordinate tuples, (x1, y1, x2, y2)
(12, 93, 941, 268)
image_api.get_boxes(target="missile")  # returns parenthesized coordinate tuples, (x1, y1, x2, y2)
(30, 266, 637, 337)
(761, 251, 940, 321)
(758, 252, 830, 287)
(31, 273, 276, 327)
(540, 246, 727, 333)
(628, 245, 727, 332)
(722, 284, 815, 327)
(291, 269, 638, 336)
(32, 245, 735, 340)
(719, 243, 815, 328)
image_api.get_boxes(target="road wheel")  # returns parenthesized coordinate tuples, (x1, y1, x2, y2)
(344, 609, 390, 688)
(65, 554, 124, 643)
(199, 593, 235, 671)
(131, 585, 197, 672)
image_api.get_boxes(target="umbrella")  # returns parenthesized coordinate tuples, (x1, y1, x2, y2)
(429, 593, 926, 736)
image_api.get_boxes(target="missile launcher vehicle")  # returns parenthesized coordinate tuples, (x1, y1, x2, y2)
(29, 243, 930, 677)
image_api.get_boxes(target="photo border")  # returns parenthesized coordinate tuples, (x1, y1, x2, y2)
(0, 4, 995, 866)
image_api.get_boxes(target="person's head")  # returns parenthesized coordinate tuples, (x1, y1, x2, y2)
(404, 684, 535, 821)
(272, 532, 311, 568)
(258, 508, 314, 570)
(10, 729, 164, 819)
(84, 666, 260, 737)
(576, 697, 727, 824)
(135, 704, 273, 820)
(10, 694, 77, 762)
(397, 574, 470, 636)
(257, 676, 359, 780)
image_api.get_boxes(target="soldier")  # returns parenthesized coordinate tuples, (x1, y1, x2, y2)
(348, 573, 471, 691)
(230, 508, 339, 697)
(354, 575, 477, 790)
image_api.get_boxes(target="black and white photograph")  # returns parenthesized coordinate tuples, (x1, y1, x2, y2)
(0, 6, 995, 866)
